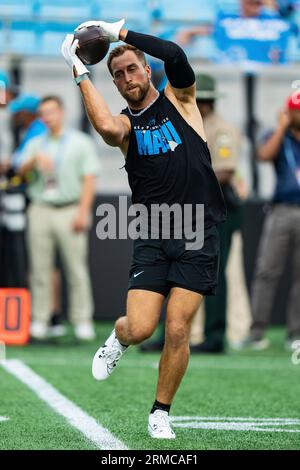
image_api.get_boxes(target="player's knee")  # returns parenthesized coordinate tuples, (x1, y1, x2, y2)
(165, 320, 189, 349)
(115, 317, 154, 344)
(128, 325, 154, 344)
(115, 316, 127, 336)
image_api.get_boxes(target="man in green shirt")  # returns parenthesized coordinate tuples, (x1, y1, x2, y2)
(19, 95, 101, 341)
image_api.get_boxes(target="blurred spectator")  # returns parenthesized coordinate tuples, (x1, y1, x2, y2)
(190, 74, 249, 353)
(0, 71, 14, 172)
(277, 0, 298, 19)
(0, 71, 10, 287)
(48, 268, 66, 338)
(18, 96, 101, 341)
(263, 0, 280, 13)
(0, 71, 10, 284)
(242, 94, 300, 350)
(0, 70, 14, 109)
(0, 95, 46, 288)
(8, 94, 66, 336)
(177, 0, 292, 65)
(0, 72, 22, 287)
(9, 95, 47, 168)
(0, 71, 8, 109)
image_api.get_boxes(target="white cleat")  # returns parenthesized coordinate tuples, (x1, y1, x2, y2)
(30, 321, 48, 340)
(92, 329, 128, 381)
(234, 336, 270, 351)
(74, 322, 96, 341)
(148, 410, 176, 439)
(49, 324, 67, 338)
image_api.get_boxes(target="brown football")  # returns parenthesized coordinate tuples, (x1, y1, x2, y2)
(74, 26, 110, 65)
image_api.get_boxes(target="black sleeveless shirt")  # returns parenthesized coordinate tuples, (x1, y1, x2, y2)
(122, 91, 226, 230)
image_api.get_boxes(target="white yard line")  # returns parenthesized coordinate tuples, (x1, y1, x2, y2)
(172, 416, 300, 423)
(171, 416, 300, 433)
(0, 417, 9, 423)
(2, 359, 128, 450)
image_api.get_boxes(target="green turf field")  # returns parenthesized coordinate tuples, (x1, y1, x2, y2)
(1, 323, 299, 450)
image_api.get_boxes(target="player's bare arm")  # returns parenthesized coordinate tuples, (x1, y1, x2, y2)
(78, 79, 131, 152)
(61, 33, 131, 154)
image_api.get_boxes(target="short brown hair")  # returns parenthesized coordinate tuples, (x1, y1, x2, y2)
(107, 45, 147, 76)
(40, 95, 64, 108)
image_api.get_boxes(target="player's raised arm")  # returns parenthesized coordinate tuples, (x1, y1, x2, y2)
(75, 77, 130, 150)
(61, 34, 130, 150)
(75, 19, 196, 104)
(120, 29, 196, 103)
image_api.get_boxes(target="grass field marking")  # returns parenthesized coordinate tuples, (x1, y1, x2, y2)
(172, 416, 300, 423)
(291, 341, 300, 365)
(171, 416, 300, 433)
(0, 417, 9, 423)
(1, 359, 128, 450)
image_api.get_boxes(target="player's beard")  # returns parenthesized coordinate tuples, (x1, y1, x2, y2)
(123, 80, 151, 108)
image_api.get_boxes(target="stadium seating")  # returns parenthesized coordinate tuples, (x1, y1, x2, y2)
(217, 0, 240, 14)
(0, 21, 5, 54)
(0, 0, 299, 62)
(96, 0, 151, 30)
(37, 0, 98, 22)
(185, 36, 218, 61)
(286, 34, 300, 61)
(0, 0, 39, 20)
(37, 22, 78, 57)
(6, 21, 38, 56)
(159, 0, 217, 24)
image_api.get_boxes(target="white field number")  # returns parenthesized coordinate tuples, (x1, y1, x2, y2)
(291, 340, 300, 365)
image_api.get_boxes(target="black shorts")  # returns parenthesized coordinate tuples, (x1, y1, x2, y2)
(128, 225, 220, 297)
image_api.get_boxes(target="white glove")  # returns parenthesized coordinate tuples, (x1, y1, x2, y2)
(61, 34, 90, 77)
(75, 19, 125, 43)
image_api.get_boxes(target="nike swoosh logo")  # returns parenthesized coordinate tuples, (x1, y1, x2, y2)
(133, 271, 144, 278)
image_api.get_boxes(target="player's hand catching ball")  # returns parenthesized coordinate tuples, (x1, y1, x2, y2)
(75, 18, 125, 43)
(61, 34, 90, 77)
